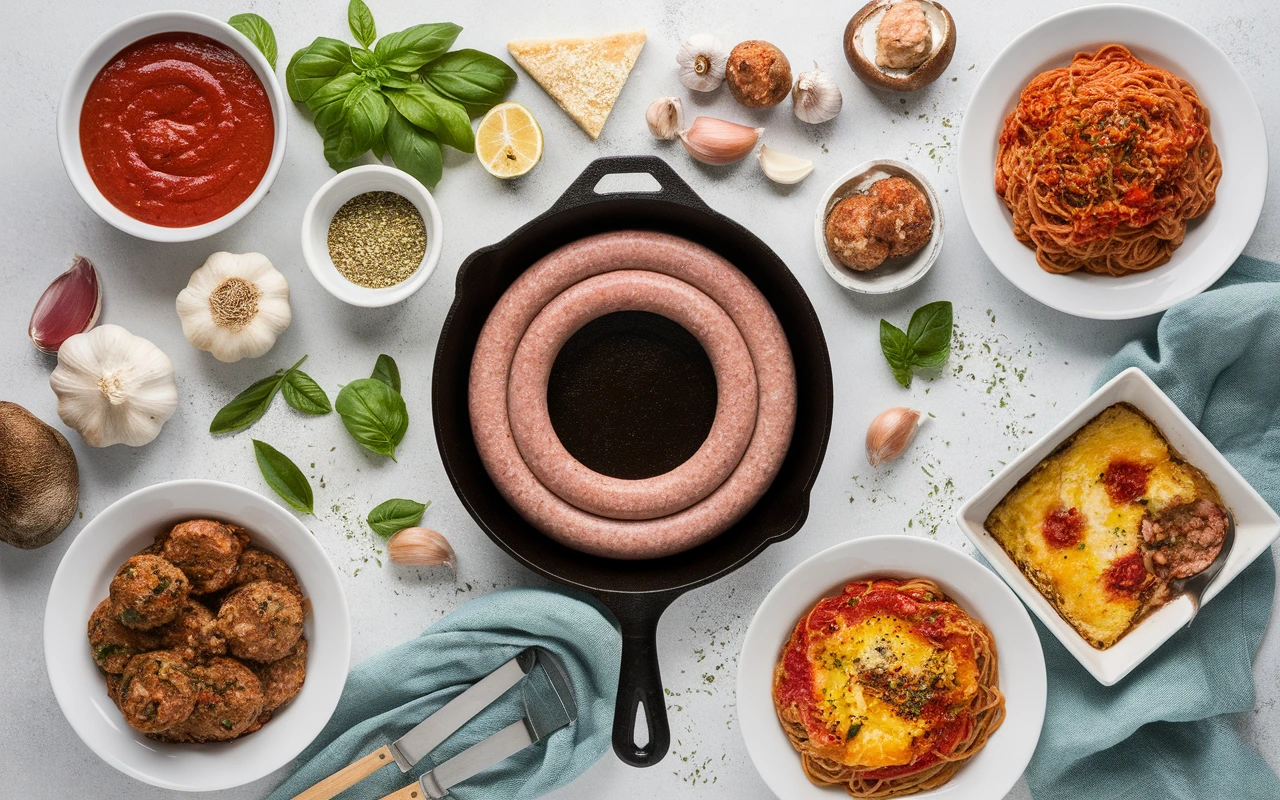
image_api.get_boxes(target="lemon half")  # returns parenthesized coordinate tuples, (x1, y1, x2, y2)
(475, 102, 543, 178)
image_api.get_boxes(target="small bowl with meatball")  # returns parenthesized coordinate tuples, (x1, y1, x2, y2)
(815, 159, 943, 294)
(44, 480, 349, 792)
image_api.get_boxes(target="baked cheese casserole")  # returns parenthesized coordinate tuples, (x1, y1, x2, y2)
(984, 403, 1228, 649)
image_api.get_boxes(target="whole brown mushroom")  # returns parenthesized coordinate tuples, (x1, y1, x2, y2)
(844, 0, 957, 92)
(726, 40, 792, 108)
(0, 402, 79, 549)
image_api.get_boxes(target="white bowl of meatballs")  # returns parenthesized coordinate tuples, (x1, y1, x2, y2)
(44, 479, 350, 792)
(815, 159, 943, 294)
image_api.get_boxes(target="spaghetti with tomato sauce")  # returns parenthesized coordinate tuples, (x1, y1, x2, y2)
(995, 45, 1221, 276)
(772, 578, 1005, 798)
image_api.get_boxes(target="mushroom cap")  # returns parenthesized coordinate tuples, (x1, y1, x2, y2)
(844, 0, 957, 92)
(0, 402, 78, 549)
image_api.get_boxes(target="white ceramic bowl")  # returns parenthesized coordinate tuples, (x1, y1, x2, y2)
(44, 480, 350, 792)
(301, 165, 444, 307)
(57, 11, 288, 242)
(956, 367, 1280, 685)
(738, 535, 1046, 800)
(957, 4, 1267, 319)
(814, 159, 944, 295)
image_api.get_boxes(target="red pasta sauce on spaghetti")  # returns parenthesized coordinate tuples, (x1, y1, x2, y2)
(79, 33, 274, 227)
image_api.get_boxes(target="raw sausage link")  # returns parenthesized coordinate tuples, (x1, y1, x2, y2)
(469, 231, 796, 560)
(507, 270, 758, 520)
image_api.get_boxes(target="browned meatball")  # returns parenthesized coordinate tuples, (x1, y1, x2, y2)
(826, 194, 890, 270)
(230, 548, 302, 598)
(160, 657, 265, 742)
(116, 650, 196, 733)
(155, 599, 226, 656)
(257, 638, 308, 712)
(725, 40, 791, 107)
(88, 598, 159, 673)
(1141, 499, 1229, 579)
(869, 177, 933, 257)
(217, 581, 304, 663)
(159, 519, 245, 594)
(109, 555, 190, 630)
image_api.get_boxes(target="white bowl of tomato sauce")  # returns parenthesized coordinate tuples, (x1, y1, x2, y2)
(57, 11, 287, 242)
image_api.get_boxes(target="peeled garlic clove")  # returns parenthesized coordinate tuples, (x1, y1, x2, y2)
(793, 61, 843, 124)
(679, 116, 764, 165)
(389, 527, 456, 569)
(676, 34, 728, 92)
(29, 255, 102, 354)
(646, 96, 684, 140)
(866, 407, 923, 466)
(758, 145, 814, 184)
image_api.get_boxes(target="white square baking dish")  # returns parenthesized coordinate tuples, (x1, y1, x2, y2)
(956, 367, 1280, 685)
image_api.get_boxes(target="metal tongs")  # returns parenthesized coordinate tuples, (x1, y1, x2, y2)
(292, 647, 576, 800)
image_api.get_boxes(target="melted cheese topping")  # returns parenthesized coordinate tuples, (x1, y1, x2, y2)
(809, 614, 969, 767)
(985, 404, 1210, 648)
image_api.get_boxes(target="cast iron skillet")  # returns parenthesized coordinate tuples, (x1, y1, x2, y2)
(432, 156, 833, 767)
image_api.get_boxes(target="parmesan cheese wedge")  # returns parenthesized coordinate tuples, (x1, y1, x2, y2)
(507, 31, 646, 140)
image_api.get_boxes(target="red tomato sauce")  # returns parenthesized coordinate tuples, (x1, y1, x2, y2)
(1042, 507, 1085, 548)
(1103, 459, 1150, 504)
(79, 33, 274, 227)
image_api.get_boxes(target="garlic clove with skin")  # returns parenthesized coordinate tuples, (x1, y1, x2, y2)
(645, 96, 684, 140)
(676, 34, 728, 92)
(29, 254, 102, 354)
(679, 116, 764, 165)
(176, 252, 291, 363)
(866, 407, 923, 466)
(793, 61, 843, 124)
(388, 527, 456, 569)
(758, 145, 814, 184)
(50, 324, 178, 448)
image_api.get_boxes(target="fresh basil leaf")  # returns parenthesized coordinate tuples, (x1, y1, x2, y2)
(385, 109, 443, 187)
(291, 38, 354, 103)
(371, 129, 388, 161)
(378, 72, 414, 89)
(282, 370, 332, 415)
(374, 23, 462, 74)
(422, 49, 516, 113)
(210, 356, 308, 434)
(336, 378, 409, 460)
(387, 83, 473, 152)
(341, 79, 390, 159)
(879, 320, 915, 388)
(906, 301, 953, 367)
(323, 129, 360, 172)
(352, 47, 379, 71)
(347, 0, 377, 49)
(307, 70, 363, 135)
(371, 354, 401, 392)
(366, 498, 429, 537)
(229, 13, 278, 69)
(252, 440, 314, 514)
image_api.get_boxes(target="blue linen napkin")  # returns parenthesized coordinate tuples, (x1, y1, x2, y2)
(1026, 255, 1280, 800)
(268, 586, 621, 800)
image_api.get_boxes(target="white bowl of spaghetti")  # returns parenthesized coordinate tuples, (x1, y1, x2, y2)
(957, 4, 1266, 320)
(737, 535, 1045, 800)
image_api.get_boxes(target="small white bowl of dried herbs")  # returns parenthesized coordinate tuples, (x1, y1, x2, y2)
(301, 164, 443, 307)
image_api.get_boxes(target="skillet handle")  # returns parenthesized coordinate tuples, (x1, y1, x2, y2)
(547, 155, 711, 215)
(607, 594, 674, 767)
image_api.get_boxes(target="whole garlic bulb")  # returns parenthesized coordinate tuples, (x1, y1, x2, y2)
(50, 325, 178, 447)
(176, 252, 291, 363)
(793, 62, 842, 124)
(676, 34, 728, 92)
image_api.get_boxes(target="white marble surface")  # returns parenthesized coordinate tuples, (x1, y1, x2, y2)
(1, 0, 1277, 797)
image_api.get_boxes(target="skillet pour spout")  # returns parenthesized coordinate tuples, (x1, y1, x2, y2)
(432, 155, 833, 766)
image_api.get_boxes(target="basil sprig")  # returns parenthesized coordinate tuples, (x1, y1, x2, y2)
(229, 13, 278, 69)
(285, 0, 515, 186)
(252, 440, 315, 514)
(337, 355, 409, 459)
(879, 301, 953, 388)
(367, 498, 430, 536)
(211, 356, 331, 434)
